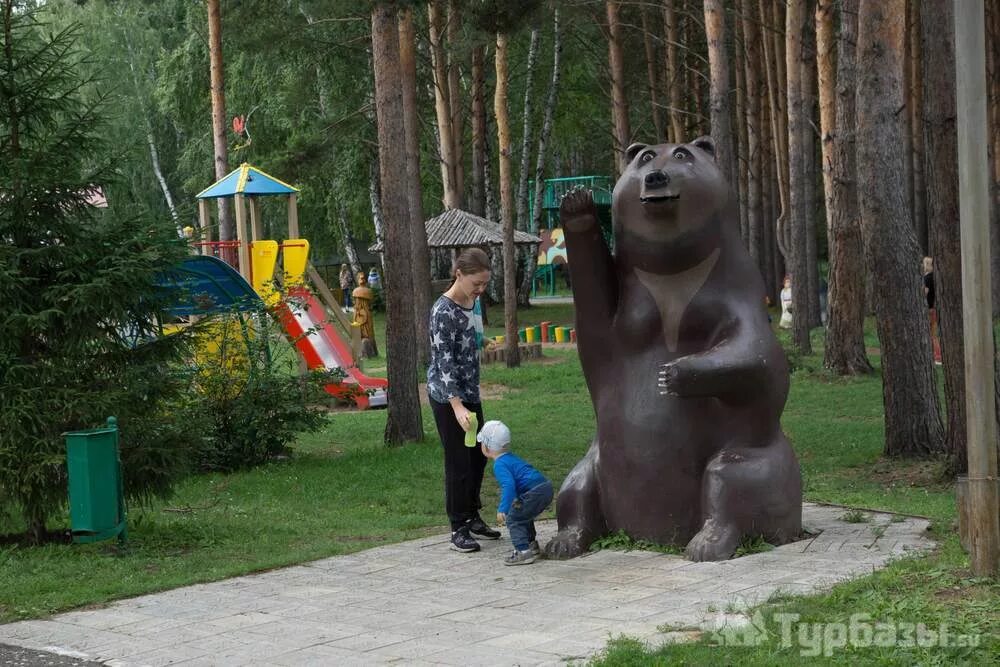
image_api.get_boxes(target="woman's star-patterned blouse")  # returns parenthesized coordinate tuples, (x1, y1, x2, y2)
(427, 295, 480, 404)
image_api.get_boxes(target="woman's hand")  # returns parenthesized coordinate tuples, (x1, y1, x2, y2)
(451, 401, 473, 431)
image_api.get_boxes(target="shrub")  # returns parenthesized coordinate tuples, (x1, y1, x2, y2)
(180, 309, 331, 472)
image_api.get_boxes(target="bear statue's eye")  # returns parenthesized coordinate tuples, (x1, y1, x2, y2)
(640, 151, 655, 163)
(673, 149, 691, 160)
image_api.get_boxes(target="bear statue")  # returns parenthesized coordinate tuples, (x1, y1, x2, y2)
(544, 136, 802, 562)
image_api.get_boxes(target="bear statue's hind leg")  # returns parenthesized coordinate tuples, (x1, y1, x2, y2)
(685, 437, 802, 562)
(544, 439, 607, 560)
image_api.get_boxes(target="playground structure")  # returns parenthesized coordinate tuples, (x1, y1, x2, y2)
(529, 176, 613, 297)
(193, 163, 386, 409)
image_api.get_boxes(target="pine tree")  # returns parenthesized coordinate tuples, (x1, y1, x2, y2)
(1, 3, 195, 542)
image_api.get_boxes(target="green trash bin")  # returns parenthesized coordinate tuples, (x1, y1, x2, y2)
(64, 417, 126, 544)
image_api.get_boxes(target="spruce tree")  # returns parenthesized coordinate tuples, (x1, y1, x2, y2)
(1, 2, 195, 542)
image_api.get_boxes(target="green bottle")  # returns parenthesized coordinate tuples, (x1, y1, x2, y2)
(464, 413, 479, 447)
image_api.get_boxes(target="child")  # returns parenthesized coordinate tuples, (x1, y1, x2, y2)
(477, 420, 554, 565)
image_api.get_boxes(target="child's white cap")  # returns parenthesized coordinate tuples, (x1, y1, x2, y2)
(477, 420, 511, 451)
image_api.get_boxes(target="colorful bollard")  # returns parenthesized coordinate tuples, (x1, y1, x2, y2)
(555, 326, 568, 343)
(540, 321, 552, 342)
(525, 327, 536, 343)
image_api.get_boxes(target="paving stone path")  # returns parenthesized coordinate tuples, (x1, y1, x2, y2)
(0, 503, 933, 666)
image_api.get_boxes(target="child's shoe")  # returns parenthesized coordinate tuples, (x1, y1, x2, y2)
(504, 548, 536, 566)
(450, 526, 481, 553)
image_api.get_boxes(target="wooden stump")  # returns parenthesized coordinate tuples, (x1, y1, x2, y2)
(480, 343, 542, 364)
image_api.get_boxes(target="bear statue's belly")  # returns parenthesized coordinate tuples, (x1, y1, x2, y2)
(590, 296, 735, 543)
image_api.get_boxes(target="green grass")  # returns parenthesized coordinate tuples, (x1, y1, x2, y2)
(2, 304, 997, 665)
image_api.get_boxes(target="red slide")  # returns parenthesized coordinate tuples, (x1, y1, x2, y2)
(274, 285, 388, 409)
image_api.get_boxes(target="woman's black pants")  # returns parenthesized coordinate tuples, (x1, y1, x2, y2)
(430, 398, 486, 531)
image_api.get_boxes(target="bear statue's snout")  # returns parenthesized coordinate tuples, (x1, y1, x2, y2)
(639, 169, 679, 203)
(644, 170, 670, 188)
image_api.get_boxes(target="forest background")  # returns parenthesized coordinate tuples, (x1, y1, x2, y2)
(20, 0, 1000, 466)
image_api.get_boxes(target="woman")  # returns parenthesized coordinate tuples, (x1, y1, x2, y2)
(427, 248, 500, 552)
(339, 263, 353, 310)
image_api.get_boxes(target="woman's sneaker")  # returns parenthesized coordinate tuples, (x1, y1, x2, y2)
(450, 526, 480, 553)
(468, 517, 501, 540)
(504, 549, 536, 566)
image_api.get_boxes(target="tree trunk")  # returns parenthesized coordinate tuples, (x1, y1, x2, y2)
(856, 0, 944, 458)
(641, 7, 664, 142)
(516, 28, 540, 233)
(663, 0, 685, 142)
(819, 0, 871, 375)
(703, 0, 735, 187)
(429, 0, 458, 209)
(987, 0, 1000, 316)
(495, 31, 520, 368)
(761, 0, 791, 264)
(369, 160, 385, 256)
(400, 6, 433, 368)
(687, 8, 707, 137)
(802, 11, 822, 329)
(606, 0, 631, 175)
(735, 47, 749, 247)
(516, 27, 541, 308)
(760, 90, 779, 300)
(483, 108, 498, 223)
(206, 0, 233, 241)
(740, 0, 764, 276)
(336, 204, 363, 279)
(531, 8, 562, 235)
(371, 2, 423, 445)
(123, 37, 179, 227)
(922, 0, 967, 471)
(470, 45, 487, 217)
(910, 2, 928, 254)
(446, 0, 464, 207)
(786, 0, 812, 354)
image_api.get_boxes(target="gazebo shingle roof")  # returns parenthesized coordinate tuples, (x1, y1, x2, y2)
(370, 209, 541, 252)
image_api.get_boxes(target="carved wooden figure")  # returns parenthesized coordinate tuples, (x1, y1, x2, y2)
(352, 272, 378, 358)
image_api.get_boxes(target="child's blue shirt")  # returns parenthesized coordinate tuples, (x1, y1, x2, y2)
(492, 452, 548, 514)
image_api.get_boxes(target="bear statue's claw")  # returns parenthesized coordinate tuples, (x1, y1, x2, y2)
(657, 361, 681, 396)
(684, 518, 741, 562)
(543, 529, 589, 560)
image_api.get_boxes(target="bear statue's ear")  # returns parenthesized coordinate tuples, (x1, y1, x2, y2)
(625, 143, 648, 165)
(691, 136, 716, 160)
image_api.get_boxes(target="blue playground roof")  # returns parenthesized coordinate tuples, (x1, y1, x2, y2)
(156, 255, 262, 316)
(196, 163, 299, 199)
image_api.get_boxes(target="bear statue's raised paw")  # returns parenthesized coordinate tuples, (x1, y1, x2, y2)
(558, 187, 597, 231)
(684, 518, 741, 562)
(543, 529, 590, 560)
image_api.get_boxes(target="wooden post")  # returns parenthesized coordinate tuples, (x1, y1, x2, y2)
(198, 198, 212, 247)
(249, 197, 263, 242)
(287, 193, 300, 239)
(954, 0, 1000, 577)
(233, 194, 251, 282)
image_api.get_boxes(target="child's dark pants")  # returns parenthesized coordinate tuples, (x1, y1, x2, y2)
(507, 481, 554, 550)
